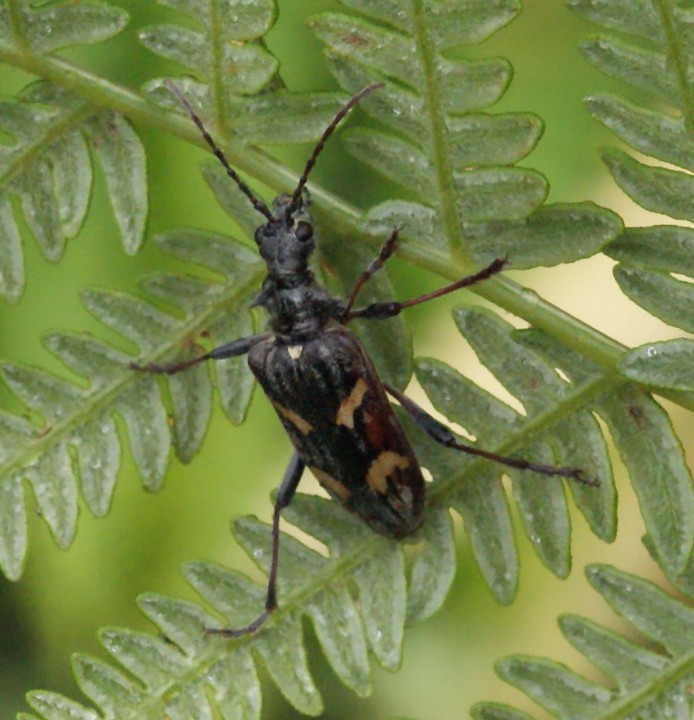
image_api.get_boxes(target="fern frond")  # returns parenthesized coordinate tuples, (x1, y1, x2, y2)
(573, 0, 694, 211)
(474, 564, 694, 720)
(19, 496, 411, 718)
(138, 0, 351, 144)
(0, 0, 351, 306)
(0, 2, 145, 300)
(0, 227, 262, 579)
(5, 0, 694, 718)
(310, 2, 621, 269)
(298, 0, 694, 587)
(572, 0, 694, 336)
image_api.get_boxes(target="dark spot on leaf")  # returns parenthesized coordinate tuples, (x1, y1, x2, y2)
(628, 404, 647, 430)
(342, 32, 369, 47)
(36, 424, 52, 438)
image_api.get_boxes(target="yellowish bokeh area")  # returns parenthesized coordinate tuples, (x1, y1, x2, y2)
(1, 1, 690, 719)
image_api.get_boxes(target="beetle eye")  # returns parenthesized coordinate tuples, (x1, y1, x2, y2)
(295, 221, 313, 243)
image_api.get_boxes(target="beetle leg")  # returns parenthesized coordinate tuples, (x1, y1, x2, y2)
(206, 452, 306, 639)
(130, 332, 272, 375)
(345, 257, 507, 322)
(385, 384, 596, 486)
(341, 227, 400, 319)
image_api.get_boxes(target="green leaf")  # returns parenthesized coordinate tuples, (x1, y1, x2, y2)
(201, 160, 267, 238)
(84, 112, 148, 254)
(0, 473, 27, 581)
(50, 129, 92, 237)
(0, 83, 148, 293)
(140, 0, 351, 150)
(234, 516, 372, 696)
(0, 218, 265, 573)
(99, 628, 190, 691)
(12, 155, 65, 262)
(438, 57, 513, 114)
(138, 24, 209, 76)
(186, 561, 319, 715)
(344, 128, 436, 199)
(579, 37, 676, 104)
(606, 225, 694, 275)
(416, 358, 519, 602)
(446, 113, 543, 167)
(613, 265, 694, 333)
(362, 201, 446, 256)
(231, 93, 353, 144)
(137, 592, 217, 656)
(26, 691, 100, 720)
(117, 379, 171, 492)
(208, 310, 256, 425)
(495, 656, 613, 719)
(0, 192, 23, 301)
(167, 354, 213, 463)
(471, 704, 535, 720)
(573, 1, 694, 235)
(465, 203, 622, 269)
(602, 147, 694, 223)
(513, 330, 617, 537)
(559, 615, 666, 691)
(454, 308, 573, 577)
(598, 388, 693, 575)
(587, 564, 694, 656)
(71, 655, 142, 716)
(282, 493, 406, 671)
(568, 0, 663, 43)
(311, 14, 419, 87)
(618, 339, 694, 391)
(514, 327, 692, 574)
(154, 228, 261, 284)
(314, 5, 620, 264)
(23, 2, 128, 52)
(423, 0, 521, 48)
(406, 507, 456, 624)
(586, 94, 694, 171)
(480, 565, 694, 718)
(455, 167, 547, 222)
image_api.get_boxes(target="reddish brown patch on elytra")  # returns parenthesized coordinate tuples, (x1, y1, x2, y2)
(362, 404, 387, 448)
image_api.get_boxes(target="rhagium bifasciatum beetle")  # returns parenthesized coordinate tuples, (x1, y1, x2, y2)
(133, 82, 593, 638)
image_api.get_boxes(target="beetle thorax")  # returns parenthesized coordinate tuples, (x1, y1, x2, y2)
(252, 194, 338, 339)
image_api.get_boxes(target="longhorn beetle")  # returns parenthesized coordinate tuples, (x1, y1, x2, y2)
(134, 81, 592, 638)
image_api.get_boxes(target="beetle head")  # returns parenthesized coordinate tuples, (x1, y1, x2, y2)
(253, 192, 315, 278)
(167, 80, 383, 271)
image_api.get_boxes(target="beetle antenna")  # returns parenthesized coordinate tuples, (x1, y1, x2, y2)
(288, 82, 384, 215)
(165, 80, 274, 221)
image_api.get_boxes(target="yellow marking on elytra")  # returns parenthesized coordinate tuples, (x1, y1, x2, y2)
(272, 401, 313, 436)
(336, 378, 369, 429)
(311, 466, 350, 500)
(366, 451, 410, 494)
(287, 345, 303, 360)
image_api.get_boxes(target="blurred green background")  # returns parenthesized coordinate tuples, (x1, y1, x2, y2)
(0, 1, 689, 718)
